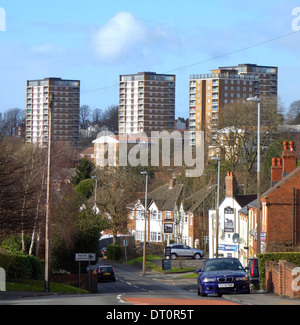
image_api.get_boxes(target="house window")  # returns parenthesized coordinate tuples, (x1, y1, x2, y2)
(136, 230, 144, 241)
(150, 231, 162, 242)
(165, 211, 171, 219)
(184, 213, 189, 223)
(151, 210, 157, 220)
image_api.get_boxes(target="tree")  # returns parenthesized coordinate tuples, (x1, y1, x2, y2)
(80, 105, 91, 128)
(0, 139, 46, 245)
(101, 105, 119, 132)
(75, 178, 94, 199)
(207, 97, 283, 194)
(285, 100, 300, 125)
(95, 168, 143, 244)
(72, 158, 95, 185)
(92, 108, 102, 124)
(0, 108, 25, 136)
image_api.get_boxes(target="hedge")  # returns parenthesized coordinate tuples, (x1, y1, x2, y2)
(258, 252, 300, 289)
(106, 244, 122, 261)
(0, 249, 44, 280)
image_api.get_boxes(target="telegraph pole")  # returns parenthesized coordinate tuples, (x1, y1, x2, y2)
(45, 94, 54, 292)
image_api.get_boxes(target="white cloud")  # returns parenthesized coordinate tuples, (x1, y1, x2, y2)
(91, 11, 182, 64)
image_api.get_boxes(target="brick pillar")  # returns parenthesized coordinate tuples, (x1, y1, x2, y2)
(278, 260, 287, 296)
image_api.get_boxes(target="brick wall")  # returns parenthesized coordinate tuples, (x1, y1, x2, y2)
(52, 273, 98, 293)
(265, 260, 300, 299)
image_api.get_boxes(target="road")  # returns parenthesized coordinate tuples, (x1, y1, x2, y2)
(0, 261, 239, 306)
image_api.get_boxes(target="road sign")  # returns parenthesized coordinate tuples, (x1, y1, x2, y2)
(162, 259, 172, 271)
(165, 246, 171, 257)
(75, 253, 96, 262)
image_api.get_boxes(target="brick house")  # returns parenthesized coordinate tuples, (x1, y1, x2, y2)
(239, 140, 300, 261)
(261, 141, 300, 250)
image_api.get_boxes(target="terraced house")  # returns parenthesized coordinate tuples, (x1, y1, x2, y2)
(127, 178, 216, 250)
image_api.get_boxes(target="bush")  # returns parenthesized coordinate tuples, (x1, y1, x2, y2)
(258, 252, 300, 289)
(0, 249, 44, 280)
(106, 244, 122, 261)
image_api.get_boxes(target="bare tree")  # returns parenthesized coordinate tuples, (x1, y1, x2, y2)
(80, 105, 91, 128)
(285, 100, 300, 125)
(207, 97, 283, 194)
(94, 168, 142, 244)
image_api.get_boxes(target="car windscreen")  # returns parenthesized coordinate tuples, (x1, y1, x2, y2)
(99, 267, 113, 273)
(204, 259, 244, 272)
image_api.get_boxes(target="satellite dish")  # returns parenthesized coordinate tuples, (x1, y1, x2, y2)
(232, 233, 239, 243)
(237, 238, 245, 244)
(249, 229, 256, 236)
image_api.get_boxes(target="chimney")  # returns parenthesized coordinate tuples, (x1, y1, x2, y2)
(225, 171, 235, 198)
(282, 140, 297, 177)
(169, 177, 177, 189)
(271, 157, 283, 186)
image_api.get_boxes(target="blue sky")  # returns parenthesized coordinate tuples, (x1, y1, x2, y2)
(0, 0, 300, 118)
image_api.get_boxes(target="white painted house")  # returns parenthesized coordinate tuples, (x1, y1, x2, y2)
(209, 172, 256, 261)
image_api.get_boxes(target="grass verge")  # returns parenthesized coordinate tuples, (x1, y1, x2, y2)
(127, 255, 196, 274)
(6, 279, 89, 294)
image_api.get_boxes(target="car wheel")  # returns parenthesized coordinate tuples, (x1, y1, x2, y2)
(193, 253, 201, 260)
(171, 253, 177, 260)
(199, 285, 207, 297)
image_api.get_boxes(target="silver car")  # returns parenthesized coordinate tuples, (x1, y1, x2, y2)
(170, 244, 204, 260)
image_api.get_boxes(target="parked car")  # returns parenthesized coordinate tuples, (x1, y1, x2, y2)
(195, 258, 250, 297)
(97, 265, 115, 282)
(247, 258, 259, 285)
(100, 247, 107, 257)
(136, 241, 151, 254)
(170, 244, 204, 260)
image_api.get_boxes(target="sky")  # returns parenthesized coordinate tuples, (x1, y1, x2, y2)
(0, 0, 300, 118)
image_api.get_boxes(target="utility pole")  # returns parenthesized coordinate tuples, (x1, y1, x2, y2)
(45, 93, 54, 293)
(140, 171, 148, 275)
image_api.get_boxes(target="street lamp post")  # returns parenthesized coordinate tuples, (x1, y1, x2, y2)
(45, 94, 54, 293)
(140, 171, 148, 275)
(211, 157, 221, 258)
(247, 96, 261, 255)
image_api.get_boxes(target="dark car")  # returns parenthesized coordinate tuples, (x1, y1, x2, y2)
(170, 244, 204, 260)
(247, 258, 259, 285)
(136, 241, 151, 254)
(100, 247, 107, 257)
(195, 258, 250, 297)
(97, 265, 115, 282)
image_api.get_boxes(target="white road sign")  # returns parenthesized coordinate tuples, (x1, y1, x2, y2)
(75, 253, 96, 262)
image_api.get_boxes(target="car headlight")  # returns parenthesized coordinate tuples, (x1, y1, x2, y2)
(235, 276, 249, 281)
(202, 277, 216, 283)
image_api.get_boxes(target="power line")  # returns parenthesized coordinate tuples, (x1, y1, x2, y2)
(81, 29, 300, 94)
(164, 30, 300, 73)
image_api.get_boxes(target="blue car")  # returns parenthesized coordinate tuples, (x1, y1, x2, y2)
(195, 258, 250, 297)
